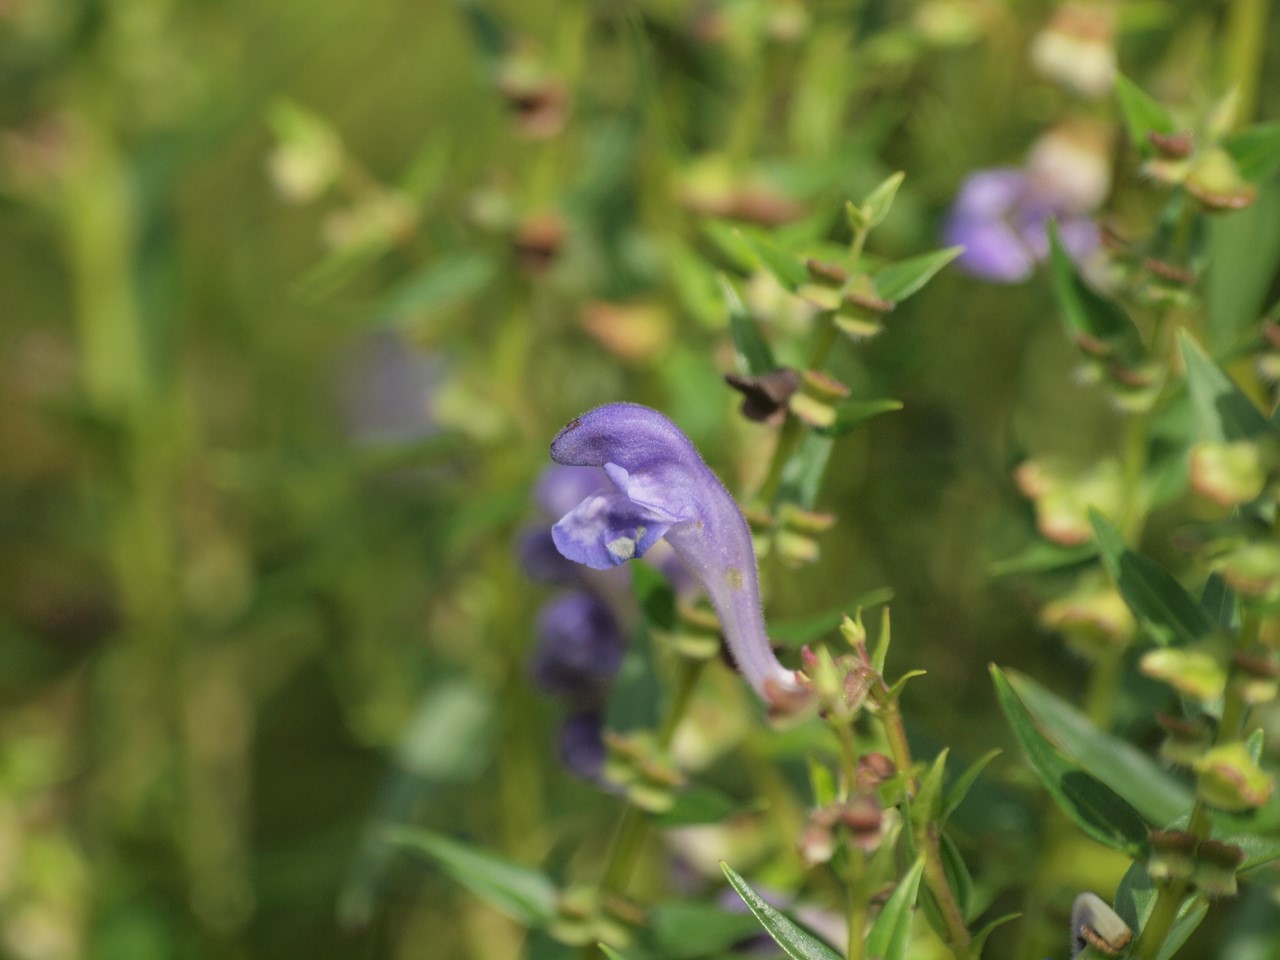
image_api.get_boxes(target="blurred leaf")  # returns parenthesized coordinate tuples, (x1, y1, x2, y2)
(816, 398, 902, 437)
(1115, 862, 1208, 959)
(1091, 511, 1215, 648)
(939, 832, 973, 921)
(387, 827, 556, 927)
(736, 229, 808, 291)
(394, 679, 494, 780)
(719, 275, 776, 376)
(1226, 122, 1280, 182)
(720, 863, 841, 960)
(633, 562, 677, 631)
(771, 587, 895, 647)
(655, 785, 743, 826)
(598, 946, 629, 960)
(971, 913, 1020, 958)
(777, 433, 834, 509)
(861, 171, 906, 229)
(865, 857, 925, 960)
(651, 902, 764, 959)
(1115, 74, 1177, 154)
(1200, 573, 1238, 631)
(1206, 184, 1280, 353)
(991, 666, 1151, 856)
(454, 0, 506, 66)
(702, 221, 759, 273)
(1047, 222, 1139, 352)
(1181, 332, 1275, 442)
(942, 749, 1002, 821)
(371, 254, 497, 325)
(873, 247, 963, 302)
(989, 540, 1098, 576)
(1002, 668, 1193, 826)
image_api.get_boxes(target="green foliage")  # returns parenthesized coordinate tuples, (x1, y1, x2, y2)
(720, 864, 841, 960)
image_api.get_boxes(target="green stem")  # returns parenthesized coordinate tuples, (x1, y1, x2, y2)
(876, 694, 972, 959)
(846, 846, 868, 960)
(1226, 0, 1271, 127)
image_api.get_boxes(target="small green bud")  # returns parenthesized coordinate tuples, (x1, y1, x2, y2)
(1194, 742, 1275, 812)
(1140, 648, 1227, 703)
(789, 369, 851, 428)
(840, 612, 868, 650)
(1190, 440, 1269, 507)
(1232, 649, 1280, 705)
(603, 732, 684, 813)
(1039, 576, 1135, 658)
(1186, 148, 1258, 212)
(1214, 543, 1280, 601)
(859, 171, 906, 230)
(672, 600, 723, 660)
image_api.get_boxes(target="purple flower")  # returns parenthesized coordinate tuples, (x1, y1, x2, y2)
(549, 402, 800, 701)
(945, 168, 1098, 283)
(529, 591, 626, 703)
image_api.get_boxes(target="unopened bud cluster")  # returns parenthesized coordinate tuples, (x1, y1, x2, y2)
(1147, 830, 1247, 898)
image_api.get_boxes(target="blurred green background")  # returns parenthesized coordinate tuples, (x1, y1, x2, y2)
(2, 0, 1277, 958)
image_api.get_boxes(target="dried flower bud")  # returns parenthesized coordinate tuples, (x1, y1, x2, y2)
(513, 213, 566, 275)
(1148, 829, 1198, 882)
(724, 368, 803, 426)
(1192, 840, 1246, 898)
(789, 369, 851, 429)
(857, 752, 897, 791)
(1157, 713, 1212, 767)
(1231, 649, 1280, 705)
(1147, 130, 1195, 159)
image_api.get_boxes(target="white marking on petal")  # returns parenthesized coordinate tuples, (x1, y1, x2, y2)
(606, 536, 637, 560)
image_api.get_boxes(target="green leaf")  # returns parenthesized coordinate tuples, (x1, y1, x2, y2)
(386, 827, 556, 927)
(597, 947, 629, 960)
(651, 902, 766, 959)
(1181, 332, 1275, 442)
(816, 398, 903, 437)
(394, 679, 494, 780)
(632, 562, 677, 632)
(861, 171, 906, 229)
(1115, 74, 1177, 154)
(1206, 184, 1280, 353)
(371, 254, 497, 324)
(1047, 222, 1139, 351)
(718, 275, 777, 377)
(770, 587, 895, 647)
(702, 221, 759, 273)
(865, 857, 925, 960)
(1091, 511, 1216, 648)
(942, 749, 1002, 821)
(777, 432, 834, 510)
(737, 229, 809, 291)
(655, 785, 744, 826)
(873, 247, 963, 302)
(939, 832, 974, 921)
(991, 667, 1152, 856)
(1001, 669, 1193, 826)
(970, 913, 1020, 958)
(720, 863, 842, 960)
(1225, 121, 1280, 182)
(989, 540, 1098, 576)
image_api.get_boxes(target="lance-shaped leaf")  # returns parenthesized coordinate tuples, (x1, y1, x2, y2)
(873, 247, 963, 302)
(816, 398, 903, 438)
(721, 863, 842, 960)
(1047, 222, 1143, 362)
(1001, 667, 1193, 826)
(719, 275, 777, 376)
(865, 857, 925, 960)
(992, 666, 1152, 856)
(1115, 74, 1177, 156)
(386, 827, 557, 927)
(1181, 332, 1275, 442)
(1091, 511, 1216, 648)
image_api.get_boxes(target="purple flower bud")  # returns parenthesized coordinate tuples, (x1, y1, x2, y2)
(945, 168, 1098, 284)
(530, 591, 626, 703)
(549, 402, 800, 700)
(557, 711, 607, 781)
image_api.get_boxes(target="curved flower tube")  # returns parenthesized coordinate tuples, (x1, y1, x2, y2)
(549, 402, 800, 700)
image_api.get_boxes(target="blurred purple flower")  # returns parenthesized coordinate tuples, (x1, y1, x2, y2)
(945, 168, 1098, 283)
(340, 330, 442, 443)
(549, 402, 800, 701)
(529, 591, 626, 703)
(516, 524, 582, 584)
(558, 711, 607, 781)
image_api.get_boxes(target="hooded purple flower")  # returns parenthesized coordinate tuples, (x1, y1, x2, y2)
(945, 168, 1098, 283)
(549, 402, 800, 700)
